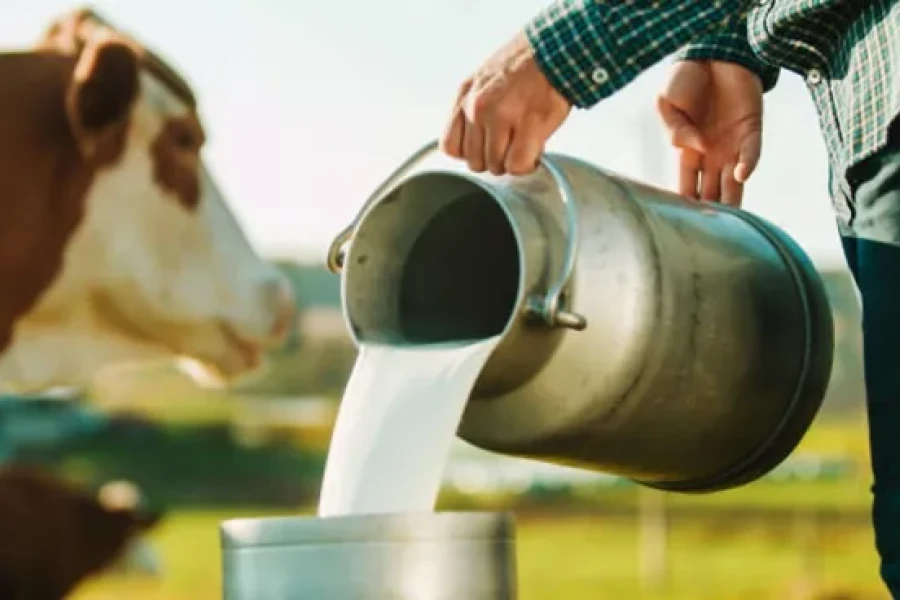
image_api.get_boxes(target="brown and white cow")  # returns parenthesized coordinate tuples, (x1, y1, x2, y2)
(0, 8, 295, 393)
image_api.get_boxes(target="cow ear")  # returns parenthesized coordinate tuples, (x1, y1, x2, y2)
(65, 32, 140, 159)
(37, 7, 100, 53)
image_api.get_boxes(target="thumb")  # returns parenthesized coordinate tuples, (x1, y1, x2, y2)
(656, 96, 706, 153)
(734, 130, 762, 183)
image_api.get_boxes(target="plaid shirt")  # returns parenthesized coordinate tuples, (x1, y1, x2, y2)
(526, 0, 900, 225)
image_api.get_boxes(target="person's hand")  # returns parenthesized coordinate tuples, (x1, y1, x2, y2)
(440, 31, 572, 176)
(657, 60, 764, 207)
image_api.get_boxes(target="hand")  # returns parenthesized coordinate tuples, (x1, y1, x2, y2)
(440, 31, 572, 176)
(657, 60, 764, 207)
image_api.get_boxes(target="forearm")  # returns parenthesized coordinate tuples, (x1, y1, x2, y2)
(526, 0, 760, 108)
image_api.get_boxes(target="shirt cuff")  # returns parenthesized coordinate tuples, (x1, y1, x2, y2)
(525, 0, 624, 109)
(525, 0, 756, 109)
(673, 34, 780, 92)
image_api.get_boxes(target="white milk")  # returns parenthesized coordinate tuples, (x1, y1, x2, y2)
(318, 336, 502, 517)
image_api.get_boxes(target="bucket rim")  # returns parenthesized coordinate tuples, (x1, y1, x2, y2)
(219, 510, 516, 549)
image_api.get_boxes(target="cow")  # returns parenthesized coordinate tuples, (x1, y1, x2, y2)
(0, 466, 163, 599)
(0, 7, 295, 394)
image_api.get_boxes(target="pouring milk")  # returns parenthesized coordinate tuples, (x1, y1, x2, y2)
(317, 337, 501, 516)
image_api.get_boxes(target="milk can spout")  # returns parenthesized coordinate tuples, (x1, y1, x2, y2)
(326, 140, 587, 332)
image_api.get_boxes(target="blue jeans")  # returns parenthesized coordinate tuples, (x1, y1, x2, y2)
(842, 135, 900, 597)
(842, 235, 900, 595)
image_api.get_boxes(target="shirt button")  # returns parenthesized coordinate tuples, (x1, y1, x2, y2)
(806, 69, 823, 85)
(591, 68, 609, 85)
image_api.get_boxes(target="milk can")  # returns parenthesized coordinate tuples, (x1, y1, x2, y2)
(220, 511, 516, 600)
(326, 140, 834, 493)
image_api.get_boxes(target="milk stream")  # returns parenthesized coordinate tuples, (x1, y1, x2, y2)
(317, 336, 502, 517)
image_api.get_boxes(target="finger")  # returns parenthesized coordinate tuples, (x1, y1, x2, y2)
(462, 121, 487, 173)
(657, 97, 706, 153)
(720, 162, 744, 207)
(440, 81, 472, 159)
(735, 131, 762, 183)
(485, 125, 512, 175)
(678, 147, 702, 199)
(505, 128, 543, 176)
(440, 109, 466, 159)
(699, 160, 722, 202)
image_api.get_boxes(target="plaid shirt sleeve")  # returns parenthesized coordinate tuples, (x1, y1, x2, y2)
(525, 0, 762, 109)
(672, 12, 780, 93)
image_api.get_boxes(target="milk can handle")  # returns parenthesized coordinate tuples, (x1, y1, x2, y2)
(325, 140, 587, 332)
(325, 141, 441, 275)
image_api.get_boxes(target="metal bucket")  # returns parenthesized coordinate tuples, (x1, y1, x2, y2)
(326, 140, 834, 493)
(220, 511, 516, 599)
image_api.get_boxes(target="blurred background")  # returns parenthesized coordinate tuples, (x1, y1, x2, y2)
(0, 1, 881, 599)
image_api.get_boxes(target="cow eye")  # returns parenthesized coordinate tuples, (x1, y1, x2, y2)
(172, 128, 196, 150)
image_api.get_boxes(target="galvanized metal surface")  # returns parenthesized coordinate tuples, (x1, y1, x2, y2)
(220, 511, 517, 600)
(329, 140, 834, 493)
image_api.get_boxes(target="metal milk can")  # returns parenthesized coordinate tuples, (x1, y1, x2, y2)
(326, 140, 834, 493)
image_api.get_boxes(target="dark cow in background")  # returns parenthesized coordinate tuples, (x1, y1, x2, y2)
(0, 466, 162, 599)
(0, 6, 295, 394)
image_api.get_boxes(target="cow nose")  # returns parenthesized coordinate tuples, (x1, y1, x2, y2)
(262, 276, 296, 342)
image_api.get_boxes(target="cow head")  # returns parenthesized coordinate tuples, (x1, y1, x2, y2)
(8, 9, 296, 390)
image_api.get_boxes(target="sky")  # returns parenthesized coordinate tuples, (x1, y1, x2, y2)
(0, 0, 846, 269)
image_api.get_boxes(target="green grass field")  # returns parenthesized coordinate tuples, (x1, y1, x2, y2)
(68, 419, 886, 599)
(70, 507, 888, 600)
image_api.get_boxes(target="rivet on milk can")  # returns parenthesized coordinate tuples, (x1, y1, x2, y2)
(326, 139, 835, 493)
(220, 511, 517, 600)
